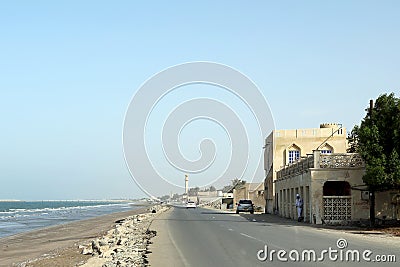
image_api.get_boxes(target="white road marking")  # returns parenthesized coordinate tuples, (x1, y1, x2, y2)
(167, 217, 191, 266)
(239, 232, 263, 243)
(239, 233, 287, 250)
(228, 228, 233, 231)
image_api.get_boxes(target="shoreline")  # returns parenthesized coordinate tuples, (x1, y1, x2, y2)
(0, 205, 162, 266)
(0, 201, 149, 240)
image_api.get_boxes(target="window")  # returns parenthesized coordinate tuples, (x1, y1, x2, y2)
(320, 144, 333, 154)
(288, 150, 300, 163)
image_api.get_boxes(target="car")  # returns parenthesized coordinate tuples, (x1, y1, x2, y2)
(236, 199, 254, 214)
(186, 201, 197, 209)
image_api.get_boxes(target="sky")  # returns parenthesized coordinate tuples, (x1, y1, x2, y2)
(1, 1, 399, 200)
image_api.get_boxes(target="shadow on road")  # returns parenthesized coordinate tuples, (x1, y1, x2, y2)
(238, 212, 371, 231)
(157, 206, 397, 234)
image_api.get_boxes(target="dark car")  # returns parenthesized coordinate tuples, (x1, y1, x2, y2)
(236, 199, 254, 214)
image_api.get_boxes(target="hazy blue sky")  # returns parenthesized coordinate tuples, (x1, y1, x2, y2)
(1, 1, 399, 200)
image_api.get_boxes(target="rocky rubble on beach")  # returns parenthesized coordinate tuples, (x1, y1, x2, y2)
(79, 205, 168, 267)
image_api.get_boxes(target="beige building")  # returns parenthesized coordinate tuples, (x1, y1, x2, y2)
(275, 151, 400, 224)
(265, 123, 400, 224)
(264, 123, 347, 213)
(233, 182, 265, 211)
(275, 151, 368, 224)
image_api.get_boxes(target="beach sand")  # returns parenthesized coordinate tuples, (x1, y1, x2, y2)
(0, 206, 151, 267)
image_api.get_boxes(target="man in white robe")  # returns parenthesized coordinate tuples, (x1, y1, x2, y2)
(295, 193, 303, 222)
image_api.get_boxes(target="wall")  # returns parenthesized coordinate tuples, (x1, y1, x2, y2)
(249, 183, 265, 211)
(234, 183, 265, 211)
(275, 172, 312, 221)
(309, 168, 368, 224)
(375, 190, 400, 220)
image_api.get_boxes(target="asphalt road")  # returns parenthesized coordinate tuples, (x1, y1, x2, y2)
(148, 206, 399, 267)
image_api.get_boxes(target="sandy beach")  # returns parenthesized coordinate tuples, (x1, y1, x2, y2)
(0, 205, 162, 267)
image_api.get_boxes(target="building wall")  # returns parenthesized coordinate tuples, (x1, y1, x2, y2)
(276, 167, 370, 224)
(264, 133, 274, 213)
(273, 151, 400, 225)
(375, 190, 400, 220)
(233, 187, 246, 204)
(275, 172, 312, 221)
(264, 123, 348, 213)
(309, 168, 369, 224)
(234, 183, 265, 211)
(249, 184, 265, 211)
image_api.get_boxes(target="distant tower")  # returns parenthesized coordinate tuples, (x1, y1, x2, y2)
(185, 175, 189, 196)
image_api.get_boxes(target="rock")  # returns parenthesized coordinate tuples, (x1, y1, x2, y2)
(102, 262, 116, 267)
(99, 238, 108, 246)
(113, 248, 124, 253)
(79, 208, 170, 266)
(82, 247, 93, 255)
(146, 229, 157, 238)
(115, 218, 125, 224)
(92, 240, 102, 255)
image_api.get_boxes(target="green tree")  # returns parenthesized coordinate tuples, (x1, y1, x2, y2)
(188, 187, 200, 196)
(354, 93, 400, 189)
(159, 195, 170, 201)
(346, 125, 359, 153)
(231, 178, 246, 189)
(171, 193, 180, 200)
(350, 93, 400, 225)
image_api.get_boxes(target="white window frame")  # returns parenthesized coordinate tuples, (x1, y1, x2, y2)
(288, 150, 300, 163)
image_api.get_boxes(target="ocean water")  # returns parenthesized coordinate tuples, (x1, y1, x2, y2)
(0, 200, 141, 238)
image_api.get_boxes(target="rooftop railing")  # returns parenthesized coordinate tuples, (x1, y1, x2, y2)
(276, 153, 365, 180)
(319, 153, 364, 169)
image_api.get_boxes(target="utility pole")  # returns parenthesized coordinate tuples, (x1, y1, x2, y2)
(368, 99, 376, 227)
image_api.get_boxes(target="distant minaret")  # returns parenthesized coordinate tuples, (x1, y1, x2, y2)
(185, 175, 189, 196)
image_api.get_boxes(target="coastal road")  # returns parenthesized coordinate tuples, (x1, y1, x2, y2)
(148, 206, 399, 267)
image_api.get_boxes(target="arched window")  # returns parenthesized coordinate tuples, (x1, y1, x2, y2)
(287, 144, 301, 164)
(320, 143, 334, 154)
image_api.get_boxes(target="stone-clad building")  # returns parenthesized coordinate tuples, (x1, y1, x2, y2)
(264, 123, 347, 214)
(275, 151, 368, 224)
(264, 123, 400, 224)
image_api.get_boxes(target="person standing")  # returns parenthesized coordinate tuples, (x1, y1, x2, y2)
(295, 194, 303, 222)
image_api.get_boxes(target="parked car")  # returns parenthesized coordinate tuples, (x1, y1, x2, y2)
(186, 201, 197, 209)
(236, 199, 254, 214)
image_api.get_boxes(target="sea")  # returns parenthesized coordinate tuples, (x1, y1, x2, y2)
(0, 200, 142, 238)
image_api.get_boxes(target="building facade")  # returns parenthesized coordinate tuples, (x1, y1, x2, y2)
(275, 151, 368, 224)
(264, 123, 347, 213)
(275, 151, 400, 224)
(233, 182, 265, 211)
